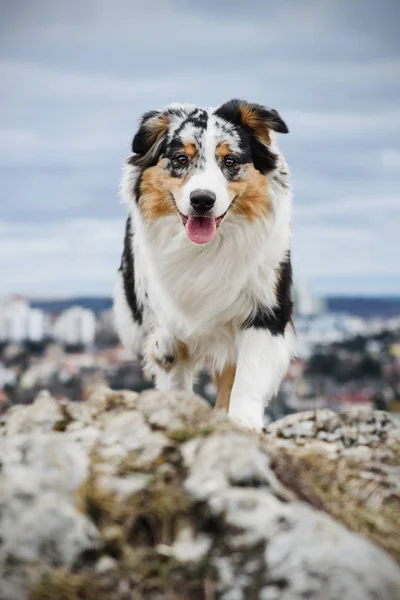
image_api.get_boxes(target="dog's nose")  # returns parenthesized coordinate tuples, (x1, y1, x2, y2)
(190, 190, 216, 213)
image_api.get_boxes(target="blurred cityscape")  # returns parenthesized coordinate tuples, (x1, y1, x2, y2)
(1, 284, 400, 422)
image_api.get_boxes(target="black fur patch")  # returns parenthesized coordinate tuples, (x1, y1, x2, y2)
(133, 170, 143, 204)
(171, 109, 209, 142)
(131, 110, 160, 155)
(243, 255, 293, 335)
(249, 137, 278, 175)
(128, 136, 166, 169)
(188, 110, 209, 130)
(119, 216, 143, 325)
(172, 109, 198, 138)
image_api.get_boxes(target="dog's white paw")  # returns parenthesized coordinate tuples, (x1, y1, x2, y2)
(228, 408, 264, 432)
(153, 337, 176, 370)
(228, 394, 265, 432)
(145, 330, 176, 372)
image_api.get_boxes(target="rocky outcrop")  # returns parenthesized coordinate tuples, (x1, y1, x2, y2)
(0, 388, 399, 599)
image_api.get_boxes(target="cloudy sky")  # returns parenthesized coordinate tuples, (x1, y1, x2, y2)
(1, 0, 399, 298)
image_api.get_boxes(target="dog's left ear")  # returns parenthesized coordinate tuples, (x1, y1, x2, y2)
(216, 100, 288, 174)
(215, 99, 289, 142)
(128, 110, 169, 167)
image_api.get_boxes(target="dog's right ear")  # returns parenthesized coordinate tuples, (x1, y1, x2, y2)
(128, 110, 169, 167)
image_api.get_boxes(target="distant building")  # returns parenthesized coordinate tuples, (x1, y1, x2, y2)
(293, 278, 325, 316)
(294, 313, 367, 358)
(337, 392, 373, 409)
(0, 363, 16, 387)
(0, 297, 45, 342)
(53, 306, 96, 346)
(27, 309, 45, 341)
(96, 309, 119, 346)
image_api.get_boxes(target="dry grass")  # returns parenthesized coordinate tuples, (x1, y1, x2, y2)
(270, 444, 400, 562)
(33, 441, 211, 599)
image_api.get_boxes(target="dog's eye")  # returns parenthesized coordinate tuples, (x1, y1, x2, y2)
(174, 154, 188, 166)
(224, 155, 236, 168)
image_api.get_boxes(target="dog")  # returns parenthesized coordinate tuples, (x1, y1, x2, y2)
(114, 99, 295, 430)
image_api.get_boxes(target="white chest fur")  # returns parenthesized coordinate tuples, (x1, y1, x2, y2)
(133, 181, 290, 344)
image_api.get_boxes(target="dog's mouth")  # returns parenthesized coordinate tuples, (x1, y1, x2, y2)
(179, 212, 226, 244)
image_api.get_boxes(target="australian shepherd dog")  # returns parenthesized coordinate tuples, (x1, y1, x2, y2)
(114, 99, 295, 430)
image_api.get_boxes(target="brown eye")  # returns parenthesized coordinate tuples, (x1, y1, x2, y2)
(175, 154, 188, 166)
(224, 155, 236, 168)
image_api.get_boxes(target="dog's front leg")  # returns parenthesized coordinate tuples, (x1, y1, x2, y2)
(146, 329, 194, 393)
(228, 328, 294, 431)
(154, 361, 194, 393)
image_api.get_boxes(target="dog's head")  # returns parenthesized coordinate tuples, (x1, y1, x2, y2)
(125, 99, 288, 244)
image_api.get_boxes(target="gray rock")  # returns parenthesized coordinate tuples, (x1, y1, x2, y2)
(263, 501, 399, 600)
(265, 407, 397, 449)
(209, 489, 399, 600)
(0, 389, 399, 600)
(0, 431, 100, 599)
(0, 390, 63, 436)
(183, 432, 295, 502)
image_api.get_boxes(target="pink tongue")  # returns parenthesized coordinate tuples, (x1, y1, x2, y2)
(186, 216, 216, 244)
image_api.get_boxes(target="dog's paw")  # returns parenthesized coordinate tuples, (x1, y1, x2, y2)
(228, 409, 264, 433)
(151, 336, 176, 371)
(146, 329, 190, 374)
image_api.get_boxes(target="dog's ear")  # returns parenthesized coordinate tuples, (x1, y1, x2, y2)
(216, 100, 288, 174)
(129, 110, 169, 167)
(215, 99, 289, 142)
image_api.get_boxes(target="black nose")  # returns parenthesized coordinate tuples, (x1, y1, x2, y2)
(190, 190, 216, 214)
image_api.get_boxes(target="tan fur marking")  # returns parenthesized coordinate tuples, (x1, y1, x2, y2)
(151, 338, 190, 372)
(239, 104, 271, 144)
(214, 363, 236, 412)
(216, 142, 231, 160)
(183, 141, 197, 159)
(146, 114, 169, 146)
(175, 339, 190, 363)
(140, 159, 183, 220)
(229, 165, 272, 221)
